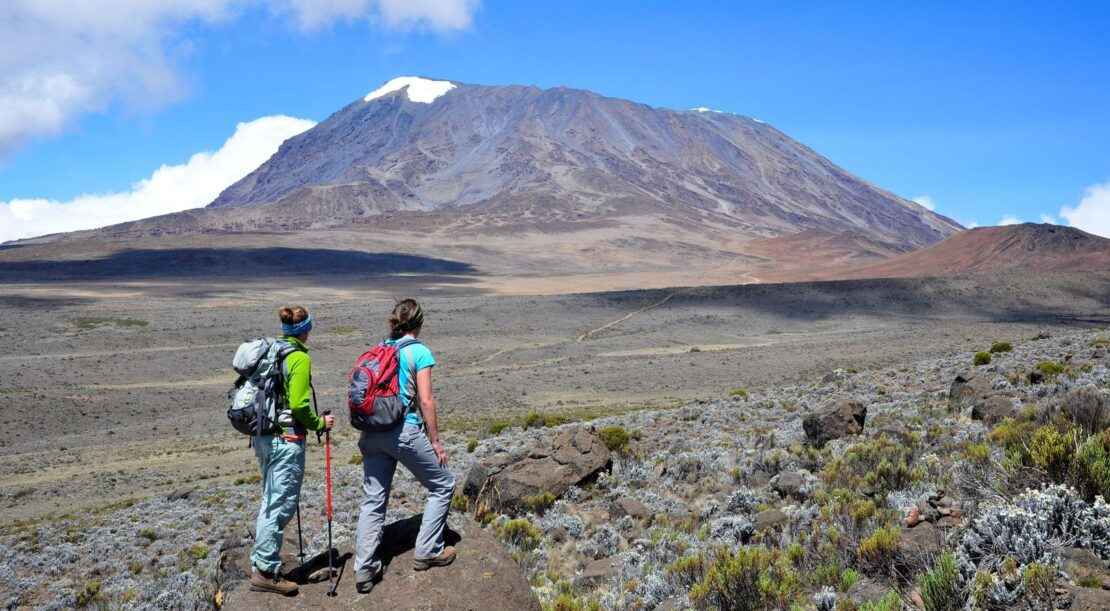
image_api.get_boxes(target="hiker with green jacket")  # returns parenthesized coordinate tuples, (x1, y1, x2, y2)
(250, 305, 335, 596)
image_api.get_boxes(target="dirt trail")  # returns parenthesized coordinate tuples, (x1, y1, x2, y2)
(576, 292, 677, 342)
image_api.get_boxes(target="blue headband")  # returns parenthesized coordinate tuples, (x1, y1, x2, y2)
(282, 315, 313, 337)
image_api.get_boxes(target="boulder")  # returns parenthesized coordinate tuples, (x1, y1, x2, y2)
(898, 522, 944, 572)
(464, 427, 611, 513)
(949, 370, 994, 408)
(770, 471, 814, 500)
(803, 400, 866, 448)
(576, 557, 616, 589)
(1061, 547, 1110, 590)
(846, 577, 894, 604)
(971, 395, 1017, 426)
(219, 515, 540, 611)
(1065, 585, 1110, 611)
(609, 497, 650, 521)
(752, 509, 789, 532)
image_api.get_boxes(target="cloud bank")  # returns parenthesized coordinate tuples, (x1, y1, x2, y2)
(911, 195, 936, 211)
(1060, 181, 1110, 239)
(0, 115, 315, 243)
(0, 0, 479, 155)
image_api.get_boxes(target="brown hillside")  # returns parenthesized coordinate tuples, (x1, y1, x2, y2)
(835, 223, 1110, 279)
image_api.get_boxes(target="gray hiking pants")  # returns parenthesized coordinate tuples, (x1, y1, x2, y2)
(354, 422, 456, 582)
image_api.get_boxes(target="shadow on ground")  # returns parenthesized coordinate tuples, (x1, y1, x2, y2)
(0, 248, 480, 284)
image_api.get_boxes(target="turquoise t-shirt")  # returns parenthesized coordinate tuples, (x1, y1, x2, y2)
(386, 335, 436, 426)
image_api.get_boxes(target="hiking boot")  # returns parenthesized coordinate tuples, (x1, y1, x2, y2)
(356, 567, 383, 594)
(249, 568, 299, 595)
(413, 546, 456, 571)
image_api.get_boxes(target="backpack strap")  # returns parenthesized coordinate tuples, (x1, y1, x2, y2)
(392, 338, 424, 417)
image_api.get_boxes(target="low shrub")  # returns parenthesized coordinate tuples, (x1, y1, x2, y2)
(548, 592, 601, 611)
(186, 542, 209, 560)
(821, 435, 919, 498)
(496, 518, 543, 551)
(1058, 386, 1109, 437)
(729, 388, 749, 400)
(451, 492, 469, 512)
(598, 426, 631, 453)
(524, 411, 546, 429)
(1075, 431, 1110, 502)
(973, 352, 992, 366)
(1022, 562, 1056, 608)
(989, 341, 1013, 353)
(522, 491, 557, 514)
(488, 420, 511, 435)
(76, 580, 102, 607)
(348, 453, 362, 466)
(1028, 426, 1077, 481)
(138, 528, 158, 541)
(918, 552, 962, 611)
(857, 525, 901, 575)
(233, 473, 262, 485)
(666, 552, 706, 589)
(857, 591, 902, 611)
(466, 438, 478, 453)
(1035, 360, 1065, 379)
(689, 546, 800, 611)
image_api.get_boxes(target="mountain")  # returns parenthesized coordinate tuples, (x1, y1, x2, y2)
(836, 223, 1110, 279)
(2, 77, 980, 291)
(201, 76, 959, 249)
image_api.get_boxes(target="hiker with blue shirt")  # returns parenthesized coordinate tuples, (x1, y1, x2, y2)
(353, 299, 456, 594)
(249, 306, 335, 596)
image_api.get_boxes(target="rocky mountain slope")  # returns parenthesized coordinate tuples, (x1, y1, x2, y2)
(199, 76, 959, 250)
(4, 328, 1108, 610)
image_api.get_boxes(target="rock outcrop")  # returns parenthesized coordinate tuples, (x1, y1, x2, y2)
(463, 427, 612, 513)
(218, 515, 539, 610)
(803, 399, 866, 447)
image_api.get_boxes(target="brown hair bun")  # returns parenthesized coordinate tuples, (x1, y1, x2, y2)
(388, 299, 424, 339)
(279, 305, 309, 325)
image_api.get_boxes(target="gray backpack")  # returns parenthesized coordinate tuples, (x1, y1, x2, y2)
(227, 338, 300, 437)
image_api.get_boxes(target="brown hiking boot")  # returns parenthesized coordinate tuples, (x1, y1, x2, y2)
(249, 568, 299, 595)
(413, 546, 456, 571)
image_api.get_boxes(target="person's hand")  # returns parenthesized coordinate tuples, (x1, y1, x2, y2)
(432, 440, 448, 466)
(322, 414, 336, 431)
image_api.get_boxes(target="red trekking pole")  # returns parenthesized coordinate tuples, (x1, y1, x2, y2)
(323, 410, 338, 597)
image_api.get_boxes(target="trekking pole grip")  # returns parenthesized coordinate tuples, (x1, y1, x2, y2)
(317, 409, 331, 444)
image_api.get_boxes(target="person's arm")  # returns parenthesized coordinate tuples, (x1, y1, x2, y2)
(416, 367, 448, 465)
(286, 353, 329, 432)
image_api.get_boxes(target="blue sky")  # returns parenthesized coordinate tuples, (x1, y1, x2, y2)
(2, 1, 1109, 240)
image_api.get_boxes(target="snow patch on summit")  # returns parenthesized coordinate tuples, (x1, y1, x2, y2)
(365, 77, 456, 104)
(691, 107, 722, 113)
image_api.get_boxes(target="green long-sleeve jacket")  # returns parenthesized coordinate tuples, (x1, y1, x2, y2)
(280, 336, 325, 435)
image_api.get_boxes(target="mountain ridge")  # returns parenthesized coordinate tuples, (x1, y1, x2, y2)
(203, 76, 961, 249)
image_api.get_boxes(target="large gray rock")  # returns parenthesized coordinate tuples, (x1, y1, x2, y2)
(949, 369, 994, 409)
(803, 400, 866, 448)
(464, 427, 612, 513)
(219, 515, 539, 611)
(971, 395, 1017, 426)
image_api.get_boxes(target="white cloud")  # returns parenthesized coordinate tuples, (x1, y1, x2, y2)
(0, 115, 315, 243)
(0, 0, 479, 155)
(998, 215, 1022, 226)
(1060, 181, 1110, 239)
(1040, 213, 1057, 224)
(911, 195, 936, 211)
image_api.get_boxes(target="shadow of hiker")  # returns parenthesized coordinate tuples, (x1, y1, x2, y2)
(286, 548, 351, 585)
(377, 513, 462, 571)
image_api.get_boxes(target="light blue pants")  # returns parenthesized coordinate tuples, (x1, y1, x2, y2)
(251, 435, 305, 574)
(354, 422, 457, 582)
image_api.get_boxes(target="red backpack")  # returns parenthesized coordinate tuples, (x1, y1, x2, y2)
(347, 338, 419, 431)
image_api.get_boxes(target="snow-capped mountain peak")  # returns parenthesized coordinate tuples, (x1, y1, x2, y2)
(364, 76, 456, 104)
